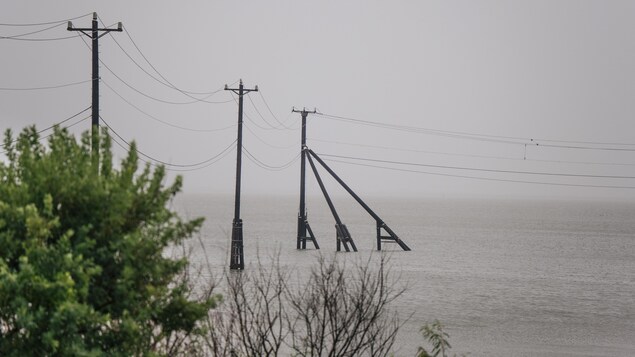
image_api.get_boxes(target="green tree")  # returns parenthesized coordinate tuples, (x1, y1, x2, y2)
(0, 126, 217, 356)
(417, 320, 466, 357)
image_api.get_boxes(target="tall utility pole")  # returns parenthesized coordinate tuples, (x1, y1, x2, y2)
(225, 80, 258, 270)
(68, 12, 122, 161)
(293, 107, 319, 250)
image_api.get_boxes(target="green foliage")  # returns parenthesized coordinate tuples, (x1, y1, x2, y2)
(417, 320, 460, 357)
(0, 126, 216, 356)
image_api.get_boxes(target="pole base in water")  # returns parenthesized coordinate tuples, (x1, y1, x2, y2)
(230, 219, 244, 270)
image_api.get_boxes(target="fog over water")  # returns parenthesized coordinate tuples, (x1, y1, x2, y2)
(3, 1, 635, 201)
(175, 194, 635, 357)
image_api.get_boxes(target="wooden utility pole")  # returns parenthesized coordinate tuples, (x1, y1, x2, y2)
(225, 80, 258, 270)
(68, 12, 122, 164)
(293, 107, 319, 250)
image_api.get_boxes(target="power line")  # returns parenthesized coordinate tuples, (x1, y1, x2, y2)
(243, 145, 300, 171)
(232, 93, 299, 131)
(0, 22, 66, 39)
(537, 143, 635, 152)
(245, 92, 301, 130)
(258, 91, 291, 128)
(34, 107, 92, 134)
(32, 116, 91, 146)
(100, 116, 237, 168)
(316, 112, 635, 151)
(247, 94, 280, 129)
(3, 106, 91, 139)
(101, 58, 233, 105)
(323, 158, 635, 190)
(102, 79, 236, 133)
(232, 93, 277, 131)
(121, 25, 227, 96)
(103, 20, 231, 101)
(317, 153, 635, 180)
(317, 112, 528, 145)
(107, 132, 235, 172)
(309, 137, 635, 167)
(0, 79, 92, 91)
(75, 33, 233, 105)
(0, 13, 92, 27)
(1, 110, 91, 155)
(243, 123, 299, 150)
(257, 90, 294, 129)
(0, 34, 78, 41)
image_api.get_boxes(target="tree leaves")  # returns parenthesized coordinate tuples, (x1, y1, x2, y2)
(0, 126, 214, 356)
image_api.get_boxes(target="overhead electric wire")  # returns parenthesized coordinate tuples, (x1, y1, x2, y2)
(323, 157, 635, 190)
(1, 109, 91, 155)
(233, 94, 275, 131)
(242, 145, 300, 171)
(100, 58, 232, 105)
(0, 13, 92, 27)
(256, 90, 294, 129)
(0, 34, 78, 41)
(316, 112, 528, 146)
(537, 143, 635, 152)
(102, 20, 231, 102)
(309, 137, 635, 167)
(316, 112, 635, 151)
(121, 25, 226, 96)
(102, 79, 236, 133)
(247, 94, 280, 129)
(317, 153, 635, 180)
(107, 132, 235, 172)
(4, 106, 91, 140)
(283, 110, 301, 130)
(76, 33, 233, 105)
(157, 143, 235, 172)
(258, 91, 292, 129)
(229, 93, 279, 131)
(34, 106, 92, 134)
(243, 123, 299, 150)
(0, 22, 67, 39)
(100, 116, 237, 168)
(0, 79, 91, 91)
(2, 115, 91, 154)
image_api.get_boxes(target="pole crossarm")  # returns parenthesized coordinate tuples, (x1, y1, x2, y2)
(292, 107, 317, 114)
(67, 13, 122, 37)
(225, 80, 258, 96)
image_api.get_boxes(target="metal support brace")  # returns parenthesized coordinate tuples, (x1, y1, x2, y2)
(307, 149, 411, 251)
(306, 152, 358, 252)
(297, 209, 319, 249)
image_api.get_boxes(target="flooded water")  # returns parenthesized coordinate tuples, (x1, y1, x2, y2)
(173, 194, 635, 356)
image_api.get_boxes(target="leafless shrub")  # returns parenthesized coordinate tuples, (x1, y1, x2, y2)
(206, 253, 405, 357)
(288, 254, 404, 357)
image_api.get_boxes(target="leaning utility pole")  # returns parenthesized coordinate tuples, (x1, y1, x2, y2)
(293, 107, 319, 250)
(225, 80, 258, 270)
(68, 12, 122, 161)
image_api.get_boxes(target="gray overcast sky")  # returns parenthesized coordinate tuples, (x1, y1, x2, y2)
(2, 1, 635, 201)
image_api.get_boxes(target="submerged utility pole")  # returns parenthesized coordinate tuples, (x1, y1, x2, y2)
(225, 80, 258, 270)
(293, 107, 319, 250)
(68, 12, 122, 162)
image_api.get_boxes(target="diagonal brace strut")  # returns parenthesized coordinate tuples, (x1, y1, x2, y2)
(307, 149, 411, 251)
